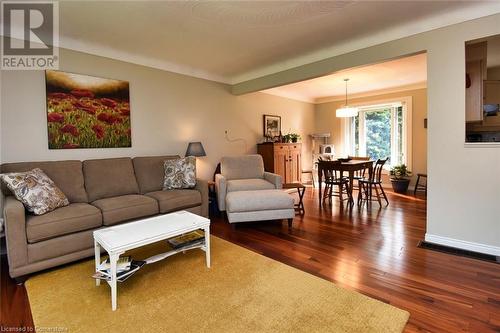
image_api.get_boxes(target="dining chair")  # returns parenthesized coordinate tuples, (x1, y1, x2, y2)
(319, 160, 351, 205)
(348, 156, 371, 191)
(358, 158, 389, 206)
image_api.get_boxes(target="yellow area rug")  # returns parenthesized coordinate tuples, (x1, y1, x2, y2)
(26, 236, 409, 332)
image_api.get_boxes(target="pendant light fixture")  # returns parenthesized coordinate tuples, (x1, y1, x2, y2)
(336, 78, 359, 118)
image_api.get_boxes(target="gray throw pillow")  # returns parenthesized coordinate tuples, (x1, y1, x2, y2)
(163, 157, 196, 190)
(0, 168, 70, 215)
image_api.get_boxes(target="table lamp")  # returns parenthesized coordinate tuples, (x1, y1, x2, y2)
(185, 142, 206, 157)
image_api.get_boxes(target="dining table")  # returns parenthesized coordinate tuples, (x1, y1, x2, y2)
(317, 159, 375, 206)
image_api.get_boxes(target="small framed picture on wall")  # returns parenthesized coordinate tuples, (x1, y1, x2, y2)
(263, 114, 281, 138)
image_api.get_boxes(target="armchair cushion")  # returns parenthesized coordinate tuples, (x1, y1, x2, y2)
(227, 179, 275, 192)
(221, 155, 264, 180)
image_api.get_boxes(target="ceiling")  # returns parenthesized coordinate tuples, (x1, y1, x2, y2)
(13, 1, 500, 84)
(262, 53, 427, 103)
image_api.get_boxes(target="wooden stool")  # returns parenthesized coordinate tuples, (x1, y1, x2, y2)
(414, 173, 427, 195)
(283, 183, 306, 215)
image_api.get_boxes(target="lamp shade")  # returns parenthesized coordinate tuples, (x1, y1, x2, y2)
(185, 142, 206, 157)
(336, 106, 359, 118)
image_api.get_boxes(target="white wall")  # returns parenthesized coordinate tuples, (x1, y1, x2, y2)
(0, 48, 315, 182)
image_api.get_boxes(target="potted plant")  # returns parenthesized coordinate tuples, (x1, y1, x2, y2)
(289, 133, 301, 143)
(282, 133, 301, 143)
(390, 164, 412, 193)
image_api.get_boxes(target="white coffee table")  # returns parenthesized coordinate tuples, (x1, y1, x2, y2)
(93, 211, 210, 311)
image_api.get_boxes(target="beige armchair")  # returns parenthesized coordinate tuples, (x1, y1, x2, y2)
(215, 155, 282, 212)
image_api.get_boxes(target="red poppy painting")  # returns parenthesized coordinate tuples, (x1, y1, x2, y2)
(46, 70, 131, 149)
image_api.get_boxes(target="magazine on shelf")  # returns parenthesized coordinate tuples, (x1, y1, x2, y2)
(98, 256, 132, 273)
(167, 229, 205, 249)
(92, 260, 146, 282)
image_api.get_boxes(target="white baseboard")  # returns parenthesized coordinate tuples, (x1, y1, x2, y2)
(425, 233, 500, 256)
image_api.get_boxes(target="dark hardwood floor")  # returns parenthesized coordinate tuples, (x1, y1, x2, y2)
(1, 189, 499, 332)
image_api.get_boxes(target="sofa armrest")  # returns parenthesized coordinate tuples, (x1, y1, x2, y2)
(215, 174, 227, 211)
(195, 179, 209, 218)
(263, 172, 283, 189)
(3, 196, 28, 270)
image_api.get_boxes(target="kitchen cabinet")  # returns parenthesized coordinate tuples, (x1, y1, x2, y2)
(257, 143, 302, 184)
(484, 80, 500, 104)
(465, 42, 487, 122)
(466, 60, 484, 122)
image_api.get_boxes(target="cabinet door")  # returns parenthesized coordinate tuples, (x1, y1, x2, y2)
(289, 145, 302, 183)
(484, 81, 500, 104)
(466, 60, 484, 122)
(273, 145, 288, 183)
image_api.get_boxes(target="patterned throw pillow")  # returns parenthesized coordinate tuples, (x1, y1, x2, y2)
(0, 168, 70, 215)
(163, 157, 196, 190)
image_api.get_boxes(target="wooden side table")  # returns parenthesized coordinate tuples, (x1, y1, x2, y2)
(283, 183, 306, 215)
(207, 181, 218, 216)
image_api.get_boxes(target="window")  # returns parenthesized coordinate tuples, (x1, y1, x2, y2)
(344, 99, 412, 169)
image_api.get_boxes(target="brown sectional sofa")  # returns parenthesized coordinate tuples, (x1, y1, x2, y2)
(1, 155, 208, 279)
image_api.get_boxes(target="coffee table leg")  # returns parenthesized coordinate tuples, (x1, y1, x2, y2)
(94, 240, 101, 287)
(109, 253, 119, 311)
(204, 226, 211, 268)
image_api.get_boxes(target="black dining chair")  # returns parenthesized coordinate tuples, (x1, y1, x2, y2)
(347, 156, 371, 191)
(358, 158, 389, 206)
(319, 160, 351, 204)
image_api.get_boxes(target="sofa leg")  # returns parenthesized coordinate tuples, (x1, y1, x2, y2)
(287, 218, 293, 228)
(231, 223, 236, 231)
(14, 275, 29, 285)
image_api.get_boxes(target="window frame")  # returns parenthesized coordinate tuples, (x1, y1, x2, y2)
(340, 96, 413, 170)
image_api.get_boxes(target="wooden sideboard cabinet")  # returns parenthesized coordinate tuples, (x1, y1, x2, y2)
(257, 143, 302, 184)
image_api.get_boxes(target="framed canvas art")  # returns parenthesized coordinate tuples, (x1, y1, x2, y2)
(45, 70, 131, 149)
(263, 114, 281, 138)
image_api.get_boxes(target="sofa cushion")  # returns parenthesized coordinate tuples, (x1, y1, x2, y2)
(226, 190, 294, 213)
(146, 190, 201, 214)
(92, 194, 159, 226)
(83, 157, 139, 202)
(221, 155, 265, 180)
(163, 157, 196, 190)
(133, 155, 180, 194)
(26, 203, 102, 243)
(0, 160, 88, 203)
(227, 179, 275, 192)
(1, 168, 70, 215)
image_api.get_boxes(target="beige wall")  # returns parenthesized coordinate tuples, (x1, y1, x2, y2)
(0, 48, 315, 182)
(315, 88, 427, 186)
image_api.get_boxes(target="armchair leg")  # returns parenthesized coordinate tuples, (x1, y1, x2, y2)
(287, 218, 293, 228)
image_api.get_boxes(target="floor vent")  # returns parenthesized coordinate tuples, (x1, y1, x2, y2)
(418, 241, 499, 264)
